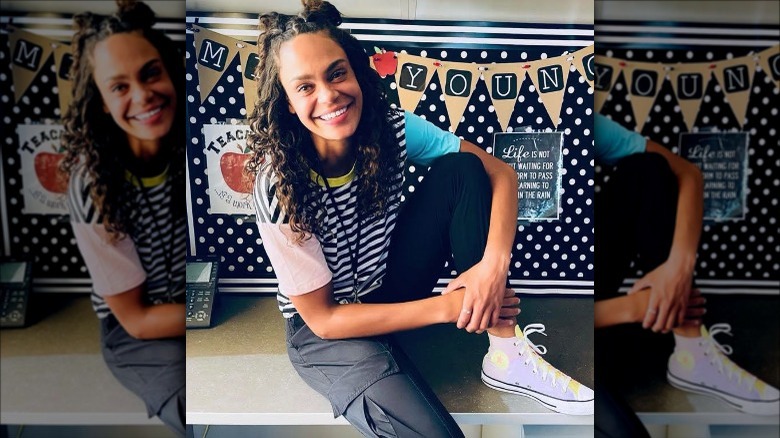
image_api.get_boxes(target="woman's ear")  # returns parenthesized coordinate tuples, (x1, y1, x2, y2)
(287, 97, 295, 114)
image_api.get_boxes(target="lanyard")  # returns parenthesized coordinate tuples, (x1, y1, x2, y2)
(321, 176, 362, 304)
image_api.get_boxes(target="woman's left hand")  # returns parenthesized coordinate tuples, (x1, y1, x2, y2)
(628, 256, 694, 333)
(442, 258, 509, 333)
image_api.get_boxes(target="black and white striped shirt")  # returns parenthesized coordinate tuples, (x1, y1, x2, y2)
(68, 166, 186, 319)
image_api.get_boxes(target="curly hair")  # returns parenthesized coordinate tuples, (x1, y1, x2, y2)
(245, 0, 400, 243)
(60, 0, 185, 241)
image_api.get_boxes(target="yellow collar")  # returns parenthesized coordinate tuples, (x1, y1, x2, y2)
(309, 162, 356, 188)
(125, 165, 169, 188)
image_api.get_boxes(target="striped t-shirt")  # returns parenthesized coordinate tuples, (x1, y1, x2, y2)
(68, 165, 186, 319)
(253, 109, 461, 317)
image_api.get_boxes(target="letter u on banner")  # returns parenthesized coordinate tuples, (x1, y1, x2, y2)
(484, 63, 526, 132)
(439, 62, 482, 132)
(669, 62, 712, 131)
(394, 53, 440, 112)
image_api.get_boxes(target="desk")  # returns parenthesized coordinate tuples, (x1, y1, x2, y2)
(0, 294, 160, 426)
(186, 294, 595, 426)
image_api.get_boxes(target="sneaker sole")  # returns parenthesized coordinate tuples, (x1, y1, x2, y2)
(667, 371, 780, 416)
(481, 371, 593, 416)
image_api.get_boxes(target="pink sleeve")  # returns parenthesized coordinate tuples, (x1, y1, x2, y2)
(256, 223, 332, 296)
(70, 223, 147, 296)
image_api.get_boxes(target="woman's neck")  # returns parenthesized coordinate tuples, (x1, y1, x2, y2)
(312, 136, 355, 178)
(125, 136, 168, 177)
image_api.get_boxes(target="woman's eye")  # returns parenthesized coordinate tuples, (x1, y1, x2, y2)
(111, 84, 127, 93)
(297, 84, 312, 93)
(331, 70, 346, 81)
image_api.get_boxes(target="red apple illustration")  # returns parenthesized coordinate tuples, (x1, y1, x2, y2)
(34, 149, 68, 194)
(220, 145, 254, 193)
(370, 47, 397, 78)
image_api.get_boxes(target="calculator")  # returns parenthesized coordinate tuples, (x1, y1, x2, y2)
(1, 260, 33, 328)
(185, 260, 219, 329)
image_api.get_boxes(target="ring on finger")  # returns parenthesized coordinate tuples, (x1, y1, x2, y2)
(461, 309, 472, 314)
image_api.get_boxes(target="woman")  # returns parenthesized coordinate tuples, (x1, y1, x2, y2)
(247, 1, 594, 435)
(60, 1, 186, 435)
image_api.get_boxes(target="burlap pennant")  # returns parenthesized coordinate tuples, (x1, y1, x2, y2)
(237, 41, 259, 117)
(394, 53, 439, 112)
(483, 62, 526, 132)
(193, 25, 240, 104)
(572, 44, 595, 88)
(624, 60, 667, 132)
(712, 55, 756, 127)
(53, 43, 74, 117)
(527, 54, 570, 127)
(438, 61, 481, 132)
(593, 56, 623, 113)
(10, 29, 55, 103)
(668, 62, 712, 131)
(756, 44, 779, 90)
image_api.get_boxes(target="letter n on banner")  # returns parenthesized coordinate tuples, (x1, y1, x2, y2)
(10, 29, 55, 103)
(593, 56, 623, 113)
(624, 61, 667, 132)
(669, 62, 711, 131)
(394, 53, 439, 112)
(484, 63, 525, 132)
(238, 42, 259, 116)
(712, 55, 756, 128)
(528, 55, 570, 127)
(757, 44, 780, 90)
(193, 25, 240, 104)
(440, 62, 481, 132)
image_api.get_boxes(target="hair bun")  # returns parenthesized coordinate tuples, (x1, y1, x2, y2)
(115, 0, 156, 28)
(300, 0, 342, 27)
(259, 12, 288, 34)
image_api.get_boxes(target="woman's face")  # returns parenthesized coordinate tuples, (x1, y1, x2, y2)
(91, 32, 176, 149)
(278, 31, 363, 145)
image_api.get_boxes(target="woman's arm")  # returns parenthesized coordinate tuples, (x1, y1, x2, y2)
(595, 288, 705, 329)
(104, 286, 185, 340)
(441, 141, 518, 333)
(291, 283, 520, 340)
(628, 141, 704, 333)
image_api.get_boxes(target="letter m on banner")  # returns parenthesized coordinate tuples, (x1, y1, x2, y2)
(13, 39, 43, 71)
(199, 39, 229, 72)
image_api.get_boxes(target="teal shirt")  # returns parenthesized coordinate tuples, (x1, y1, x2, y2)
(594, 113, 646, 165)
(404, 110, 461, 166)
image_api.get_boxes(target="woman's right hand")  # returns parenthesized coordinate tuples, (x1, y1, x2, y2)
(444, 287, 520, 327)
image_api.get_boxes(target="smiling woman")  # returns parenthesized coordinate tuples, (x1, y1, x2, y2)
(58, 1, 186, 436)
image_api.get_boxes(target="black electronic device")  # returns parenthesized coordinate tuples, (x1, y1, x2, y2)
(186, 259, 219, 329)
(1, 259, 33, 328)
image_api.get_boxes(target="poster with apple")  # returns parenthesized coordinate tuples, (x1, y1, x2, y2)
(203, 123, 254, 214)
(17, 123, 68, 215)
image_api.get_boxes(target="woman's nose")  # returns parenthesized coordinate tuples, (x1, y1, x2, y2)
(131, 83, 154, 103)
(317, 83, 339, 103)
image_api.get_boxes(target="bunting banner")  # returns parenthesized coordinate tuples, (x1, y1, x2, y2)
(572, 45, 595, 88)
(527, 54, 571, 127)
(757, 45, 780, 90)
(668, 62, 712, 132)
(711, 56, 756, 128)
(237, 42, 260, 117)
(593, 56, 623, 113)
(53, 43, 74, 117)
(394, 53, 440, 116)
(595, 44, 778, 130)
(10, 29, 55, 103)
(623, 60, 667, 132)
(439, 61, 482, 132)
(193, 25, 240, 104)
(483, 63, 526, 132)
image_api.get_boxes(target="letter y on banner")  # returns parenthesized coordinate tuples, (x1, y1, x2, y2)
(394, 53, 440, 112)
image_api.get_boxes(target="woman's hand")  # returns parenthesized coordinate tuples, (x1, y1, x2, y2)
(442, 285, 519, 331)
(442, 258, 509, 333)
(628, 256, 694, 333)
(629, 284, 704, 329)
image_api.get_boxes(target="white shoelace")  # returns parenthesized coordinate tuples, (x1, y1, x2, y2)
(515, 323, 572, 393)
(704, 323, 758, 389)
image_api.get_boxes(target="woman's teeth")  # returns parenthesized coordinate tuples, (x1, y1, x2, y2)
(134, 107, 162, 120)
(319, 105, 348, 121)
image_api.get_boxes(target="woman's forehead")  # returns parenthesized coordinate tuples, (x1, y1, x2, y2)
(278, 32, 348, 79)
